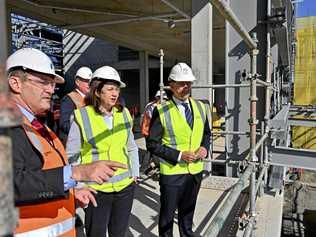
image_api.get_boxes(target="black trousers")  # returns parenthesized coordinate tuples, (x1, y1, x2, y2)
(84, 183, 135, 237)
(159, 172, 202, 237)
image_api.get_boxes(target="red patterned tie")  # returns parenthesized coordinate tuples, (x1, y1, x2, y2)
(31, 118, 52, 143)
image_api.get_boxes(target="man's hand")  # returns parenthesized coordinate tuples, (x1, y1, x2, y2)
(75, 187, 97, 208)
(195, 147, 208, 160)
(72, 160, 127, 184)
(181, 151, 197, 163)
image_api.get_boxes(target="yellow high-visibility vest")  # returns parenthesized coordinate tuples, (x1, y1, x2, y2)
(74, 105, 133, 192)
(157, 98, 207, 175)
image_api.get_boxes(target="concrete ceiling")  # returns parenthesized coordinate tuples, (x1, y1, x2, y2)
(7, 0, 225, 65)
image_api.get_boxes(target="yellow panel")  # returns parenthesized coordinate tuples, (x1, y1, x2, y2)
(293, 17, 316, 149)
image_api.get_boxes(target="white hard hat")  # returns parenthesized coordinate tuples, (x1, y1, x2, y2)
(168, 62, 196, 82)
(92, 66, 126, 88)
(75, 67, 92, 81)
(155, 90, 168, 99)
(6, 48, 64, 83)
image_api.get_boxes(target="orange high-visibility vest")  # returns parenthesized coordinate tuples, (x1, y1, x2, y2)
(67, 91, 85, 109)
(15, 116, 76, 237)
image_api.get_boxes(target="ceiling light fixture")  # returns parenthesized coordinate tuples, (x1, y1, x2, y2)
(168, 20, 176, 29)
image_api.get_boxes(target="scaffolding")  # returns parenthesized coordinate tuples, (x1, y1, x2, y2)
(157, 0, 297, 236)
(11, 14, 63, 71)
(1, 0, 314, 236)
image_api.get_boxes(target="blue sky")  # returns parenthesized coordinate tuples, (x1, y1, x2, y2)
(296, 0, 316, 17)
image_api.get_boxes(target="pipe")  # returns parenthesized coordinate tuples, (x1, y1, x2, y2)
(202, 164, 254, 237)
(260, 122, 264, 165)
(65, 13, 179, 29)
(192, 84, 250, 89)
(244, 165, 268, 212)
(256, 78, 273, 88)
(243, 217, 256, 237)
(255, 166, 267, 194)
(244, 132, 268, 161)
(265, 0, 272, 123)
(212, 130, 249, 135)
(20, 0, 137, 17)
(263, 0, 272, 187)
(159, 49, 164, 104)
(255, 133, 269, 152)
(160, 0, 191, 19)
(210, 0, 257, 50)
(248, 34, 259, 237)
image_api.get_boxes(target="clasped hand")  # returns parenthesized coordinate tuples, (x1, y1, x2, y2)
(180, 147, 207, 163)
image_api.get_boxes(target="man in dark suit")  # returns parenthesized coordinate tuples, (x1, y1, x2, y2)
(147, 62, 211, 237)
(59, 66, 92, 144)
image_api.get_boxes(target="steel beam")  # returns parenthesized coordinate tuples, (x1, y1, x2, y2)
(288, 118, 316, 127)
(270, 146, 316, 171)
(139, 51, 149, 113)
(192, 83, 250, 88)
(65, 13, 179, 29)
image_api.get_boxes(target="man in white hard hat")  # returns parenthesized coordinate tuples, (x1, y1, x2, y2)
(141, 89, 168, 137)
(147, 62, 211, 236)
(59, 66, 92, 144)
(6, 48, 127, 237)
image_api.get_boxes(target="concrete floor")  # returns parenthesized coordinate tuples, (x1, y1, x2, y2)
(76, 136, 284, 236)
(127, 175, 233, 237)
(76, 174, 284, 237)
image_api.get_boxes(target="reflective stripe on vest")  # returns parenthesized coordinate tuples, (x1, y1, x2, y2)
(74, 106, 134, 192)
(80, 108, 99, 162)
(158, 98, 207, 175)
(15, 217, 75, 237)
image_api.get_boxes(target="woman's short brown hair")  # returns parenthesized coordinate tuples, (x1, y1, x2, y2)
(86, 79, 123, 114)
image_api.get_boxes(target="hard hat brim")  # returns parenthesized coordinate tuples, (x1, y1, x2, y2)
(90, 77, 126, 88)
(119, 81, 126, 88)
(168, 74, 196, 82)
(54, 74, 65, 84)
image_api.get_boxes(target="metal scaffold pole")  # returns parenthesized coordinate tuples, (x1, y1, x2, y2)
(0, 2, 19, 236)
(159, 49, 164, 104)
(202, 0, 264, 236)
(264, 0, 272, 184)
(247, 33, 259, 237)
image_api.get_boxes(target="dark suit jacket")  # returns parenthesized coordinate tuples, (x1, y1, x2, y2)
(10, 126, 66, 205)
(59, 95, 76, 142)
(146, 98, 211, 185)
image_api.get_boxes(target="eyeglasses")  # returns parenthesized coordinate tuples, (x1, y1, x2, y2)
(26, 73, 56, 90)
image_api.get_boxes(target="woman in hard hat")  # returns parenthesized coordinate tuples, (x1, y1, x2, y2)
(66, 66, 139, 237)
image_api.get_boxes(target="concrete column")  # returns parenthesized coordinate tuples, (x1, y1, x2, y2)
(191, 0, 212, 172)
(139, 51, 149, 113)
(0, 0, 9, 64)
(225, 0, 266, 176)
(191, 0, 213, 102)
